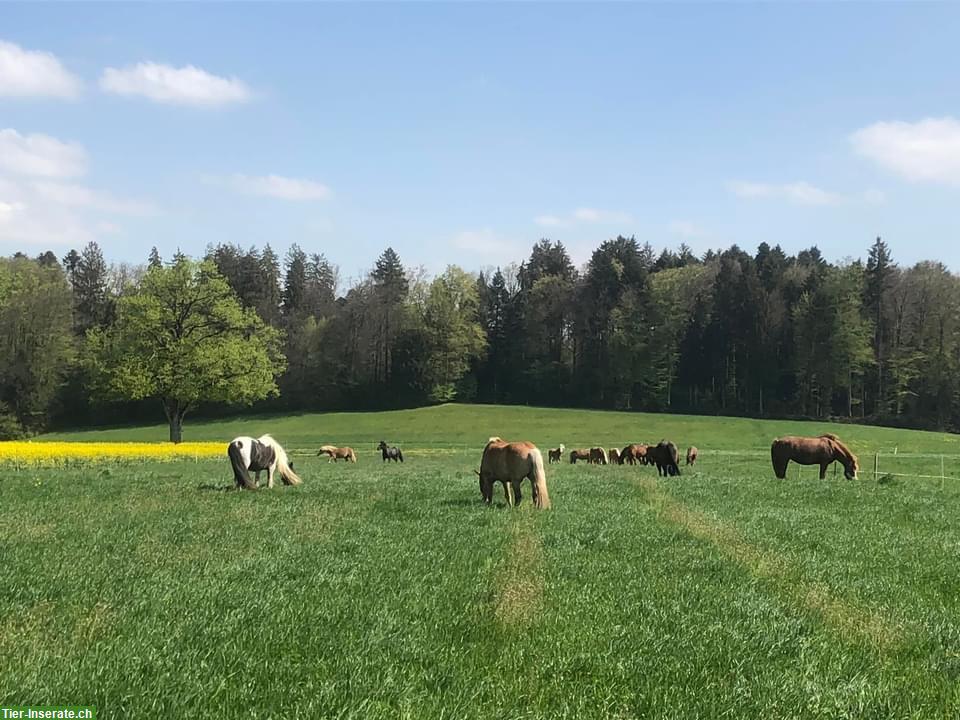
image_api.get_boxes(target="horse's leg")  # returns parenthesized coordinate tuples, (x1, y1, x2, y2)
(480, 476, 493, 504)
(267, 467, 275, 489)
(513, 478, 523, 507)
(254, 470, 260, 489)
(502, 481, 514, 507)
(820, 463, 828, 480)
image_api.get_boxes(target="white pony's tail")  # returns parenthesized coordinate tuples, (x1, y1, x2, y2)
(259, 434, 303, 486)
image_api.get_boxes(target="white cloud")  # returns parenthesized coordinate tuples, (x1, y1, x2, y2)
(727, 180, 843, 206)
(0, 129, 87, 178)
(534, 207, 632, 228)
(100, 62, 251, 107)
(0, 40, 82, 98)
(534, 214, 565, 228)
(30, 181, 154, 215)
(667, 220, 708, 239)
(0, 131, 153, 249)
(211, 173, 331, 201)
(851, 117, 960, 185)
(453, 229, 522, 257)
(573, 207, 632, 223)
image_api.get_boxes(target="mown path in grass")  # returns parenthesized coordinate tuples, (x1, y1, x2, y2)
(4, 406, 960, 718)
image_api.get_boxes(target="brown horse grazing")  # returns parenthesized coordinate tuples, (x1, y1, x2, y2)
(589, 447, 608, 465)
(647, 440, 681, 476)
(619, 444, 648, 465)
(477, 437, 551, 509)
(317, 445, 357, 462)
(569, 448, 591, 464)
(771, 434, 859, 480)
(686, 446, 698, 466)
(548, 444, 565, 464)
(608, 448, 621, 465)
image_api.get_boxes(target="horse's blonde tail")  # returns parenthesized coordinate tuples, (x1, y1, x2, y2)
(349, 449, 357, 463)
(278, 454, 303, 485)
(530, 450, 551, 509)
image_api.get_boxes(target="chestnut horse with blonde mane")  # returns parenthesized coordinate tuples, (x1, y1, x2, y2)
(589, 447, 608, 465)
(619, 444, 648, 465)
(317, 445, 357, 462)
(771, 433, 859, 480)
(477, 437, 551, 509)
(569, 448, 591, 464)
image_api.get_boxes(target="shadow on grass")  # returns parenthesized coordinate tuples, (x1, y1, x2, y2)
(197, 483, 236, 492)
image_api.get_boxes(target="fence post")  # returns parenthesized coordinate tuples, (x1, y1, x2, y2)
(874, 453, 879, 482)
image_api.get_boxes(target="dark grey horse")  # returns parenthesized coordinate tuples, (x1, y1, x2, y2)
(377, 441, 404, 463)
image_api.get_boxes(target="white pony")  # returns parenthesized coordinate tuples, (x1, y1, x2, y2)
(228, 434, 302, 490)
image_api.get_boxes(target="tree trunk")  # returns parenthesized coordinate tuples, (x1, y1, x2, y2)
(163, 398, 187, 444)
(169, 413, 184, 444)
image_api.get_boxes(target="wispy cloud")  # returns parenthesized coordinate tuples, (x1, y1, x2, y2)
(0, 40, 82, 99)
(534, 214, 565, 228)
(30, 181, 154, 215)
(0, 129, 87, 178)
(208, 173, 331, 201)
(534, 207, 632, 228)
(851, 117, 960, 185)
(453, 228, 523, 258)
(0, 130, 153, 248)
(667, 220, 708, 239)
(727, 180, 843, 206)
(100, 62, 251, 107)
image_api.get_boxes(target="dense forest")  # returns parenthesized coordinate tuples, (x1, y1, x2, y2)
(1, 234, 958, 439)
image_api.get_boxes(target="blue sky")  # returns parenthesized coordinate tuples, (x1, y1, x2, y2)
(2, 3, 960, 279)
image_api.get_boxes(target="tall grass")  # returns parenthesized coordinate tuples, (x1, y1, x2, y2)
(3, 405, 959, 718)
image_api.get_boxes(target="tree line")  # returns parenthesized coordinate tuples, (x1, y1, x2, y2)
(1, 235, 958, 441)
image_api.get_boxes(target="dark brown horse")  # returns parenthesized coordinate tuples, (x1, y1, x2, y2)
(686, 446, 698, 466)
(589, 447, 608, 465)
(608, 448, 621, 465)
(619, 444, 648, 465)
(647, 440, 681, 476)
(569, 448, 591, 464)
(771, 434, 859, 480)
(548, 445, 565, 464)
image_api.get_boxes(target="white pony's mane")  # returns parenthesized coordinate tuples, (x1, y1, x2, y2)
(257, 434, 288, 464)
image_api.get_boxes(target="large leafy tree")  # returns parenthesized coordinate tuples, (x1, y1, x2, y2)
(85, 259, 285, 442)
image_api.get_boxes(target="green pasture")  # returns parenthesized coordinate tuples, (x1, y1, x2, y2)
(4, 404, 960, 718)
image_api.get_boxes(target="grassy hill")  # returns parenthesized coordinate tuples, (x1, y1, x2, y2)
(41, 402, 960, 456)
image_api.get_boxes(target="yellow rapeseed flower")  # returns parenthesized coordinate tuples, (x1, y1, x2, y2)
(0, 441, 224, 467)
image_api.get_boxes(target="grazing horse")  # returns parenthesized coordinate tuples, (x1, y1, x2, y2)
(377, 441, 403, 463)
(620, 444, 649, 465)
(686, 446, 698, 466)
(317, 445, 357, 462)
(548, 444, 565, 464)
(228, 434, 302, 490)
(647, 440, 681, 477)
(477, 437, 551, 509)
(569, 448, 591, 464)
(608, 448, 621, 465)
(771, 434, 859, 480)
(589, 447, 608, 465)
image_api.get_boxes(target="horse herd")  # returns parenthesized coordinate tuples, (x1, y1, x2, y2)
(227, 432, 861, 509)
(556, 441, 697, 475)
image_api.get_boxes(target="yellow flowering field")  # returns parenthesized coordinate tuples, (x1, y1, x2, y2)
(0, 441, 225, 466)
